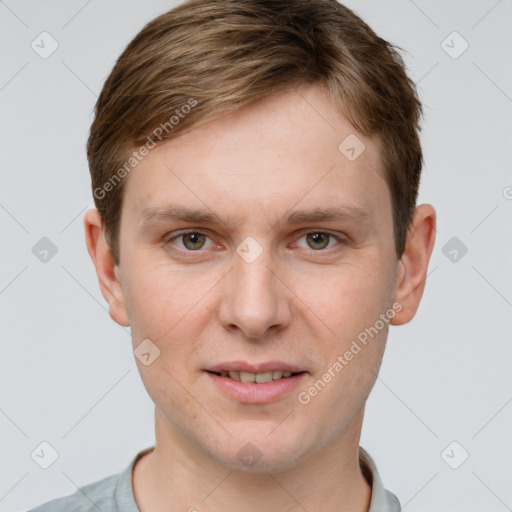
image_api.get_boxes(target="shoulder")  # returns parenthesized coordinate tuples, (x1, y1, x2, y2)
(25, 473, 119, 512)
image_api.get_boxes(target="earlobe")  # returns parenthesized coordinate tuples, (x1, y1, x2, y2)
(84, 209, 131, 327)
(390, 204, 436, 326)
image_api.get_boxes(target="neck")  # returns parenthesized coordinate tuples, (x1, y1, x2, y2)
(133, 407, 372, 512)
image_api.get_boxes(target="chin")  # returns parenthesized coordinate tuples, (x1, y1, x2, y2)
(209, 428, 312, 474)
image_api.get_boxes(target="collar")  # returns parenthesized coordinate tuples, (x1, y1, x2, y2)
(359, 446, 401, 511)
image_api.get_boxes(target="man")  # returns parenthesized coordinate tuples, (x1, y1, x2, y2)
(28, 0, 436, 510)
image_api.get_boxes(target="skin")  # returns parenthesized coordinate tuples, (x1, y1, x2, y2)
(84, 83, 436, 512)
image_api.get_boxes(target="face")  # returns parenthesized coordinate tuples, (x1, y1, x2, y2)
(111, 84, 403, 471)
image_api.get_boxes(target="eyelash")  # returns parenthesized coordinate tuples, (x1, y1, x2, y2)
(163, 229, 347, 254)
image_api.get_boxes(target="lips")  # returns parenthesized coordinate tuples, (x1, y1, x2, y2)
(206, 369, 307, 404)
(204, 360, 308, 403)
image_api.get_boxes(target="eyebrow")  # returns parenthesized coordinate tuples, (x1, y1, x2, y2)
(139, 204, 370, 229)
(282, 205, 370, 226)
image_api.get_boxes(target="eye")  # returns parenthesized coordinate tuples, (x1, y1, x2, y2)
(163, 229, 346, 254)
(166, 230, 215, 251)
(294, 231, 344, 251)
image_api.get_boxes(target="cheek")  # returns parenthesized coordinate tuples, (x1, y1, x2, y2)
(122, 258, 221, 390)
(306, 255, 393, 410)
(294, 254, 392, 406)
(125, 264, 207, 406)
(297, 254, 393, 346)
(124, 260, 207, 340)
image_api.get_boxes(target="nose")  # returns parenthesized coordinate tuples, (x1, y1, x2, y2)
(217, 244, 292, 341)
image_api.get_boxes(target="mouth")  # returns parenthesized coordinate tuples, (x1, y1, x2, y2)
(204, 362, 309, 403)
(206, 369, 306, 383)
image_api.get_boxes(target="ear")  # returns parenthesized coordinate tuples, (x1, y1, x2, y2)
(390, 204, 436, 325)
(84, 209, 130, 327)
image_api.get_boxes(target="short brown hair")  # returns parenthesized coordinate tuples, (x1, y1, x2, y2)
(87, 0, 423, 266)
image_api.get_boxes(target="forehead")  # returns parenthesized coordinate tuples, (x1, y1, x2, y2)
(122, 84, 390, 231)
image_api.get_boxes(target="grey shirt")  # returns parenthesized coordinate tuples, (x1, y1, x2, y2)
(26, 445, 401, 512)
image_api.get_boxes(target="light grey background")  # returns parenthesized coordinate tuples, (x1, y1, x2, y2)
(1, 1, 511, 511)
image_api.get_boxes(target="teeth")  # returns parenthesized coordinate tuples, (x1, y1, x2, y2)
(240, 371, 255, 383)
(228, 370, 241, 381)
(223, 370, 295, 383)
(255, 371, 273, 383)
